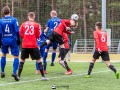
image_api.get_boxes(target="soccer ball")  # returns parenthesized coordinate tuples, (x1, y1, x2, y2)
(71, 14, 79, 21)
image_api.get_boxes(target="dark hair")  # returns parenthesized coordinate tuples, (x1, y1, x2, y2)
(2, 6, 10, 15)
(95, 22, 102, 29)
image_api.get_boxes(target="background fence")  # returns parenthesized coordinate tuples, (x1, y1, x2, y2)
(0, 0, 120, 53)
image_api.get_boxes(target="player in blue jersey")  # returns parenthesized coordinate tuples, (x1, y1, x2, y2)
(36, 30, 47, 74)
(0, 6, 20, 81)
(43, 10, 60, 73)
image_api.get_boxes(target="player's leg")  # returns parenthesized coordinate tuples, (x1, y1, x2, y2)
(35, 62, 39, 74)
(40, 40, 51, 48)
(43, 46, 49, 74)
(18, 48, 28, 79)
(31, 48, 47, 80)
(1, 54, 6, 78)
(59, 46, 72, 75)
(102, 52, 119, 79)
(67, 50, 70, 61)
(85, 51, 100, 78)
(1, 45, 8, 78)
(10, 44, 19, 80)
(40, 46, 47, 74)
(51, 42, 58, 66)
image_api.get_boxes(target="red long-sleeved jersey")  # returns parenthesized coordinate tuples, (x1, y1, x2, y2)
(94, 29, 108, 51)
(53, 19, 71, 36)
(20, 21, 40, 48)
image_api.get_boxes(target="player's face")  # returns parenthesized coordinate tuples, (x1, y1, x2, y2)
(70, 20, 78, 28)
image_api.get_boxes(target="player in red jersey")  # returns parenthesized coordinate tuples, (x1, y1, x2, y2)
(17, 12, 47, 81)
(58, 32, 73, 74)
(85, 22, 119, 79)
(40, 14, 78, 74)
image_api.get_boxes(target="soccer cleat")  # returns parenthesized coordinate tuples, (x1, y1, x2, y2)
(12, 74, 20, 81)
(1, 73, 5, 78)
(64, 69, 72, 75)
(41, 77, 48, 81)
(115, 71, 119, 79)
(85, 75, 91, 78)
(50, 62, 54, 66)
(44, 70, 48, 74)
(35, 70, 40, 74)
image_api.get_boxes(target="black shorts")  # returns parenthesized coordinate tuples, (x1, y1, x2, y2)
(93, 51, 110, 61)
(48, 31, 64, 45)
(58, 49, 69, 58)
(21, 48, 41, 60)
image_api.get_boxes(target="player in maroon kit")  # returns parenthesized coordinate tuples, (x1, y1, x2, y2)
(40, 14, 78, 74)
(17, 12, 47, 81)
(85, 22, 119, 79)
(58, 32, 73, 74)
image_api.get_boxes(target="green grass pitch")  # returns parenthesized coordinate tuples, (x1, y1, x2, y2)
(0, 60, 120, 90)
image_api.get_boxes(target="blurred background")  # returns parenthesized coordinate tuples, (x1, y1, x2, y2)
(0, 0, 120, 53)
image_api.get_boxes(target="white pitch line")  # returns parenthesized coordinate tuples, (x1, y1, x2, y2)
(0, 70, 111, 86)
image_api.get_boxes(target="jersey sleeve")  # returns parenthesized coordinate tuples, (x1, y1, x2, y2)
(19, 24, 24, 38)
(94, 31, 100, 50)
(36, 24, 41, 38)
(14, 18, 20, 41)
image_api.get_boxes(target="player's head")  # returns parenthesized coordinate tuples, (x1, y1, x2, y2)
(70, 14, 79, 28)
(2, 6, 10, 15)
(95, 22, 102, 30)
(28, 12, 35, 20)
(50, 10, 57, 18)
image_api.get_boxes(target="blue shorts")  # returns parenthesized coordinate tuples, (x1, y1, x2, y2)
(2, 43, 19, 56)
(46, 42, 58, 50)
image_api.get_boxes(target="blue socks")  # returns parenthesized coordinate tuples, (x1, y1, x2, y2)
(13, 58, 19, 74)
(1, 57, 6, 73)
(36, 62, 39, 70)
(52, 52, 56, 63)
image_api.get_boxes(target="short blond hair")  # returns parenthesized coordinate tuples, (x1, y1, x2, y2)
(28, 12, 35, 19)
(50, 10, 57, 17)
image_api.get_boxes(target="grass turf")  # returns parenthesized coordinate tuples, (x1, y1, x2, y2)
(0, 61, 120, 90)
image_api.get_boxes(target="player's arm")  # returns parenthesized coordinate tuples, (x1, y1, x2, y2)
(0, 25, 2, 47)
(19, 24, 24, 39)
(61, 20, 70, 31)
(36, 24, 41, 38)
(14, 18, 21, 45)
(44, 27, 48, 33)
(94, 31, 101, 52)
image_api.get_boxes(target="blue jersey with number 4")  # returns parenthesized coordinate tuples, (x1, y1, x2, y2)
(46, 17, 60, 36)
(0, 16, 19, 45)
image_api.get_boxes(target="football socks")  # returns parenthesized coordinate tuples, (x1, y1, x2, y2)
(88, 62, 94, 75)
(51, 52, 56, 63)
(1, 57, 6, 73)
(13, 58, 19, 74)
(18, 62, 24, 77)
(38, 62, 45, 77)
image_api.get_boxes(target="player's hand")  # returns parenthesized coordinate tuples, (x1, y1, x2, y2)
(70, 31, 75, 34)
(66, 27, 70, 31)
(17, 40, 21, 46)
(98, 48, 102, 54)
